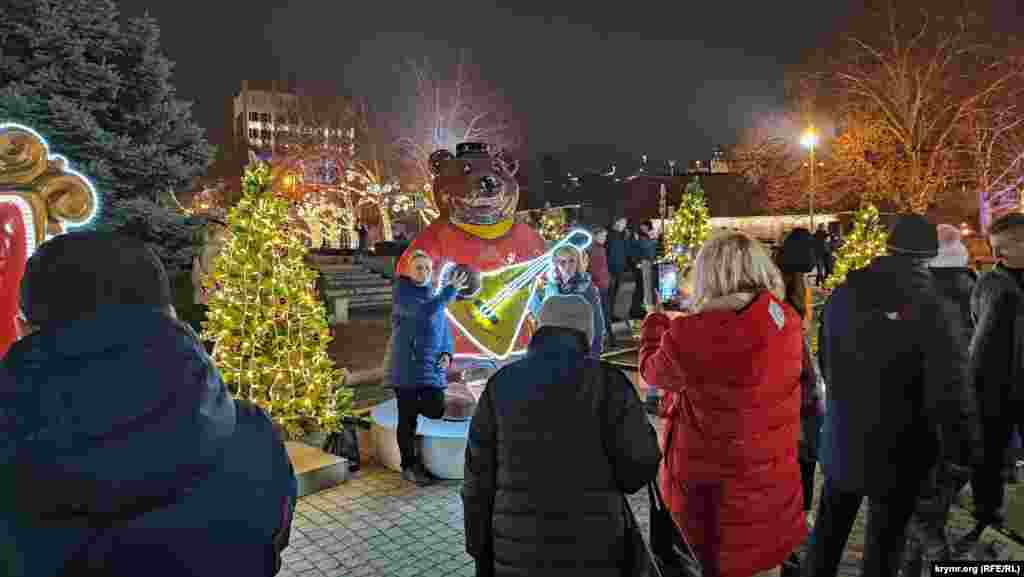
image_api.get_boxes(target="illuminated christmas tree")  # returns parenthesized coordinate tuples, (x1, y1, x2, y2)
(540, 206, 567, 241)
(664, 176, 712, 270)
(203, 162, 350, 439)
(824, 202, 888, 290)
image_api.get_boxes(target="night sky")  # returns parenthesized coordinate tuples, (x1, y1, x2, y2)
(120, 0, 858, 169)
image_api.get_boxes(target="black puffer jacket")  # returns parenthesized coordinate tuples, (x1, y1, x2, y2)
(462, 327, 661, 577)
(970, 264, 1024, 418)
(929, 266, 978, 348)
(819, 256, 982, 495)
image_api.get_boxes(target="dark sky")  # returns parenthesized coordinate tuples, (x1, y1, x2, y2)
(120, 0, 856, 169)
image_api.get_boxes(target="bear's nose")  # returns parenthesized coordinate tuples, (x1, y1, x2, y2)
(479, 176, 499, 195)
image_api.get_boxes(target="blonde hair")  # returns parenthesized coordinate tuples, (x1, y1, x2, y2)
(553, 244, 587, 273)
(692, 230, 784, 305)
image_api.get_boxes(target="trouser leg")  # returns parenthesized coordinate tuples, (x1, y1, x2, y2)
(862, 482, 921, 577)
(904, 465, 955, 577)
(801, 483, 862, 577)
(800, 459, 817, 513)
(599, 288, 615, 345)
(420, 388, 447, 420)
(609, 274, 624, 320)
(629, 267, 646, 318)
(972, 418, 1012, 524)
(396, 388, 421, 470)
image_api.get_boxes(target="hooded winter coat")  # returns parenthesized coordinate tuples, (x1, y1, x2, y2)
(640, 291, 806, 577)
(0, 306, 296, 577)
(390, 277, 458, 389)
(818, 256, 982, 495)
(462, 326, 661, 577)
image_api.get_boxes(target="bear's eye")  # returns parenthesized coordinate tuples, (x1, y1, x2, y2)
(463, 162, 473, 175)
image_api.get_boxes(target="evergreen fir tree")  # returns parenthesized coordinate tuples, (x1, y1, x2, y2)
(824, 203, 888, 290)
(203, 162, 351, 439)
(664, 176, 712, 271)
(0, 0, 214, 272)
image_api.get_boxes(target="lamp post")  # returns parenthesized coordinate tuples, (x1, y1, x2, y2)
(801, 127, 819, 229)
(665, 160, 676, 232)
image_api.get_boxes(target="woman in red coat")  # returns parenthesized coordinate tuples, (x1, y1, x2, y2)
(640, 231, 806, 577)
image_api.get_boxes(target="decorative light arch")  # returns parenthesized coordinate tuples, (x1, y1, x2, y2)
(0, 122, 101, 249)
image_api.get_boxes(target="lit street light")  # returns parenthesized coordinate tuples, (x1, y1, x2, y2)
(801, 126, 818, 229)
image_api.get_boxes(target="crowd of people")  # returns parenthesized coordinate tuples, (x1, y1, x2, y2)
(459, 212, 1024, 577)
(4, 209, 1022, 577)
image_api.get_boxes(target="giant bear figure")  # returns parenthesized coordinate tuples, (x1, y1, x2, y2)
(0, 124, 98, 356)
(396, 142, 546, 363)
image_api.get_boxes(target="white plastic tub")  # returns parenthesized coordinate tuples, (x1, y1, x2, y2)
(370, 398, 471, 480)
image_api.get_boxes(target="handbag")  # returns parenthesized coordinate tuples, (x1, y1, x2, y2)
(592, 362, 702, 577)
(647, 481, 703, 577)
(623, 490, 659, 577)
(649, 409, 703, 577)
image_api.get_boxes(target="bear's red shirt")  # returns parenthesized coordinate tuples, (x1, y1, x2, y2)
(397, 220, 546, 358)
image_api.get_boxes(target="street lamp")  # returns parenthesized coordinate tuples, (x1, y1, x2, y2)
(801, 126, 819, 229)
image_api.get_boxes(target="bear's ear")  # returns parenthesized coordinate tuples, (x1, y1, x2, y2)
(494, 150, 519, 176)
(430, 150, 454, 176)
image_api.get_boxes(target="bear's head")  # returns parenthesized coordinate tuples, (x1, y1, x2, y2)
(430, 142, 519, 235)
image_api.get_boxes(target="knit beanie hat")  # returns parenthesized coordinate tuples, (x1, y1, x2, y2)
(887, 214, 938, 258)
(538, 294, 594, 348)
(21, 231, 172, 328)
(778, 227, 817, 274)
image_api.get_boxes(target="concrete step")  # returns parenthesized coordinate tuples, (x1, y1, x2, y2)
(320, 270, 388, 283)
(349, 295, 392, 307)
(285, 441, 348, 497)
(324, 285, 392, 298)
(321, 277, 391, 290)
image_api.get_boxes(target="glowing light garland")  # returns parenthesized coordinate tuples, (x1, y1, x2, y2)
(435, 228, 592, 360)
(0, 122, 102, 249)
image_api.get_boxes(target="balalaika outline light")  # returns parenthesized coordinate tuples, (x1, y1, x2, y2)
(436, 228, 593, 361)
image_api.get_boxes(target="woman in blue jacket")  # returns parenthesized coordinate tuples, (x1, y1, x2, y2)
(390, 250, 468, 486)
(529, 244, 604, 359)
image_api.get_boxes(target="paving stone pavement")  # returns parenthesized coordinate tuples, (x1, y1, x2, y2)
(278, 466, 653, 577)
(280, 462, 1023, 577)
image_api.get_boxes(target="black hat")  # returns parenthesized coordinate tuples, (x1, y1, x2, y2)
(20, 231, 172, 328)
(779, 227, 817, 274)
(990, 213, 1024, 236)
(887, 214, 938, 257)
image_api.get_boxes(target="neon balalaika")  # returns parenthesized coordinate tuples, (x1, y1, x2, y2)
(437, 229, 592, 359)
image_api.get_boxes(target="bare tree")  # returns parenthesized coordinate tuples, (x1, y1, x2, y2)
(828, 2, 1024, 212)
(345, 98, 412, 241)
(394, 52, 521, 221)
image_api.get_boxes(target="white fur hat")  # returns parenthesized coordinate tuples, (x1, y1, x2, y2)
(931, 224, 968, 268)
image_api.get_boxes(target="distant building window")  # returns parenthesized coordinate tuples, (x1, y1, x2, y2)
(248, 128, 259, 140)
(260, 130, 272, 140)
(261, 113, 271, 123)
(249, 112, 259, 122)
